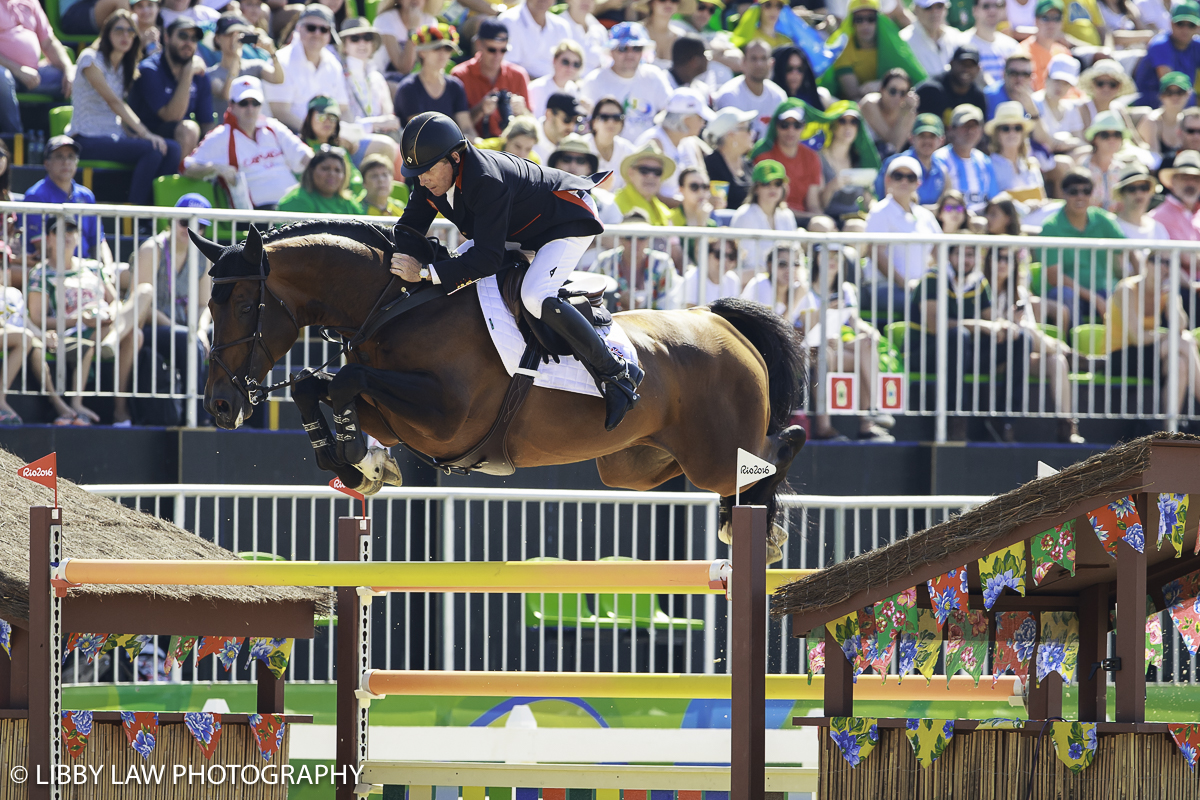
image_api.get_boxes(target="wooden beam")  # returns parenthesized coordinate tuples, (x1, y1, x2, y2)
(256, 668, 285, 714)
(336, 517, 368, 800)
(63, 595, 318, 638)
(731, 505, 767, 800)
(1115, 498, 1148, 723)
(7, 626, 28, 709)
(28, 507, 56, 800)
(823, 627, 853, 717)
(1077, 583, 1109, 722)
(1028, 672, 1062, 720)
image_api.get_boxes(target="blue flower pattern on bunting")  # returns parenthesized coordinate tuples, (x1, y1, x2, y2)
(132, 730, 155, 759)
(1013, 616, 1038, 662)
(71, 710, 92, 736)
(185, 713, 215, 745)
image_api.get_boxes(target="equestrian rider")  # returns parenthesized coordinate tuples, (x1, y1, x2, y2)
(390, 111, 644, 431)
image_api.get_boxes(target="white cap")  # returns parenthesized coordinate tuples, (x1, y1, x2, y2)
(229, 75, 265, 105)
(914, 0, 947, 7)
(778, 107, 804, 123)
(1047, 53, 1079, 86)
(886, 155, 923, 180)
(703, 106, 757, 146)
(663, 87, 715, 121)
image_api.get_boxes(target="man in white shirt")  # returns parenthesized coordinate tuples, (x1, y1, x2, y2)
(499, 0, 574, 80)
(967, 0, 1020, 85)
(901, 0, 965, 81)
(864, 156, 941, 313)
(712, 39, 786, 140)
(579, 22, 672, 141)
(262, 4, 349, 130)
(184, 76, 313, 209)
(634, 86, 712, 203)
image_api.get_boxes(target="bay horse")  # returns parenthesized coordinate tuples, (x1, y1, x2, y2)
(188, 221, 807, 559)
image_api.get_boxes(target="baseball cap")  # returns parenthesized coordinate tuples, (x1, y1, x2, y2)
(703, 107, 757, 146)
(752, 159, 787, 184)
(1035, 0, 1063, 17)
(912, 113, 944, 136)
(914, 0, 947, 7)
(663, 87, 715, 121)
(951, 45, 980, 63)
(45, 135, 80, 157)
(176, 193, 212, 227)
(609, 21, 653, 49)
(215, 14, 253, 36)
(1173, 0, 1200, 24)
(778, 107, 804, 123)
(477, 17, 509, 40)
(1162, 71, 1194, 93)
(1047, 53, 1079, 85)
(886, 155, 923, 180)
(950, 104, 984, 127)
(298, 3, 340, 42)
(546, 92, 583, 118)
(229, 75, 265, 104)
(166, 17, 202, 36)
(308, 95, 339, 114)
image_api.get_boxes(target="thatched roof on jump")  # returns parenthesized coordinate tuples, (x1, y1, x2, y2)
(0, 446, 330, 625)
(771, 432, 1200, 626)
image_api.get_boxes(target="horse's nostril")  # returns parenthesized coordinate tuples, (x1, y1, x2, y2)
(213, 399, 232, 416)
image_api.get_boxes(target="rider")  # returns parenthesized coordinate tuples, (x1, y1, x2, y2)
(391, 111, 645, 431)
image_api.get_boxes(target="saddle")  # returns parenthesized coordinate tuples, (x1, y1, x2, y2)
(496, 256, 613, 362)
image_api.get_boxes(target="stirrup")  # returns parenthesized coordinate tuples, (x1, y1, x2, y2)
(600, 361, 643, 400)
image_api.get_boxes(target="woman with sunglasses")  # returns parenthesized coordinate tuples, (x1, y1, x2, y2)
(1138, 72, 1192, 169)
(986, 101, 1047, 211)
(1077, 58, 1138, 135)
(68, 9, 181, 207)
(528, 41, 585, 118)
(1078, 110, 1134, 211)
(820, 0, 927, 101)
(770, 45, 828, 111)
(339, 18, 403, 145)
(859, 68, 918, 157)
(300, 95, 368, 195)
(278, 144, 364, 214)
(393, 24, 476, 136)
(865, 156, 941, 314)
(935, 189, 969, 233)
(702, 107, 755, 208)
(1112, 163, 1168, 242)
(818, 101, 879, 221)
(731, 160, 799, 272)
(584, 96, 637, 190)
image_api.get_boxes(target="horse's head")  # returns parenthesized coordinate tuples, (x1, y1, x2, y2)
(190, 225, 300, 429)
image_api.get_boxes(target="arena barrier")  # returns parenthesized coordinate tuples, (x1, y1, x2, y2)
(34, 506, 807, 799)
(7, 198, 1200, 438)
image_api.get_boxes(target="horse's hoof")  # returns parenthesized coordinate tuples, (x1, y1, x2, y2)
(767, 523, 788, 565)
(718, 520, 733, 546)
(353, 448, 394, 496)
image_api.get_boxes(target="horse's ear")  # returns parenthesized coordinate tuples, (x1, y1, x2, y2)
(242, 224, 264, 267)
(188, 229, 225, 265)
(392, 223, 436, 264)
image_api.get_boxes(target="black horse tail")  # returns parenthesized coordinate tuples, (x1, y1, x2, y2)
(708, 297, 806, 435)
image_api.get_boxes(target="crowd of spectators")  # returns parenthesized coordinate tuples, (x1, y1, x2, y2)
(2, 0, 1200, 439)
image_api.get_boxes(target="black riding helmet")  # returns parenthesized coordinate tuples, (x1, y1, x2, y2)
(399, 112, 468, 178)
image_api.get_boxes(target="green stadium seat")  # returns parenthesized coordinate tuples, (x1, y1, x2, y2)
(152, 175, 217, 231)
(522, 558, 614, 629)
(390, 180, 409, 206)
(595, 556, 704, 631)
(1069, 323, 1153, 386)
(44, 0, 94, 44)
(49, 107, 131, 191)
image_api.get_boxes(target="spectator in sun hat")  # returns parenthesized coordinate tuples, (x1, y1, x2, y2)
(580, 22, 673, 142)
(533, 92, 585, 162)
(915, 44, 986, 129)
(1111, 161, 1168, 244)
(208, 13, 283, 116)
(264, 5, 349, 132)
(1138, 72, 1194, 171)
(131, 17, 216, 158)
(184, 75, 312, 210)
(731, 158, 799, 272)
(451, 18, 532, 139)
(634, 86, 713, 202)
(932, 103, 997, 213)
(1077, 58, 1137, 133)
(393, 24, 475, 135)
(986, 101, 1047, 208)
(1080, 109, 1136, 211)
(751, 100, 824, 215)
(1133, 1, 1200, 108)
(703, 106, 757, 208)
(1150, 150, 1200, 273)
(874, 112, 948, 204)
(339, 17, 402, 156)
(615, 141, 677, 227)
(901, 0, 969, 81)
(498, 0, 573, 81)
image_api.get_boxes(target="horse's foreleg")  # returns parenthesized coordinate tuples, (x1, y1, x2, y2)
(720, 425, 808, 564)
(292, 371, 372, 491)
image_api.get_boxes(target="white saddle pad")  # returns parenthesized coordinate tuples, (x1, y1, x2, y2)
(476, 274, 638, 398)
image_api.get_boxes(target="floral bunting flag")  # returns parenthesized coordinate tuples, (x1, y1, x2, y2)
(827, 613, 860, 666)
(896, 632, 917, 681)
(0, 619, 10, 658)
(829, 717, 879, 767)
(74, 634, 108, 665)
(914, 608, 943, 684)
(184, 712, 224, 760)
(945, 609, 989, 686)
(1163, 569, 1200, 608)
(977, 718, 1024, 729)
(164, 635, 198, 675)
(1167, 596, 1200, 657)
(104, 634, 141, 659)
(61, 711, 92, 759)
(905, 719, 955, 768)
(249, 638, 293, 679)
(1050, 720, 1098, 773)
(1088, 495, 1144, 557)
(874, 588, 919, 641)
(927, 567, 969, 625)
(248, 713, 286, 762)
(1159, 493, 1189, 558)
(1147, 596, 1163, 671)
(978, 542, 1027, 610)
(1168, 724, 1200, 771)
(854, 606, 894, 679)
(120, 712, 158, 759)
(1036, 611, 1080, 684)
(197, 636, 244, 672)
(992, 611, 1036, 687)
(1032, 521, 1076, 585)
(62, 633, 82, 664)
(807, 638, 825, 685)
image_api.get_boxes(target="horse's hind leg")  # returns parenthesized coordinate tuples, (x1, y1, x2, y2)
(717, 425, 807, 564)
(596, 445, 683, 491)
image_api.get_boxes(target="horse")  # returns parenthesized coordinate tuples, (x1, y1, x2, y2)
(188, 220, 808, 559)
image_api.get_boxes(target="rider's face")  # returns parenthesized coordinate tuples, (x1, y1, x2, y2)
(419, 154, 458, 195)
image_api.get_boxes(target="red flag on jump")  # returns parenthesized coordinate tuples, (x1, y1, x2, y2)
(19, 452, 58, 507)
(330, 477, 366, 519)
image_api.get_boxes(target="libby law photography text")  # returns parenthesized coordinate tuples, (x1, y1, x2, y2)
(11, 763, 363, 786)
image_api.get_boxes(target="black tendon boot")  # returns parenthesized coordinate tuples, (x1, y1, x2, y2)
(540, 296, 644, 430)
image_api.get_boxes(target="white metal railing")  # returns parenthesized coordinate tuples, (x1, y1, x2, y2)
(5, 201, 1200, 437)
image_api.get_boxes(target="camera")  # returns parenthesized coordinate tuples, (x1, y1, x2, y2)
(241, 31, 259, 45)
(495, 89, 513, 132)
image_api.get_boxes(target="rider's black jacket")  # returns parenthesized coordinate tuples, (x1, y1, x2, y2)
(396, 143, 606, 291)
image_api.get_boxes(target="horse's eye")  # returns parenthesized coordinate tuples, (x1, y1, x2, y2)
(240, 304, 253, 315)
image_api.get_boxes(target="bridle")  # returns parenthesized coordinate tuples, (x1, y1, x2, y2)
(209, 246, 301, 407)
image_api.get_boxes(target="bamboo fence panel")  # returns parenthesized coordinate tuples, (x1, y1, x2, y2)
(818, 727, 1200, 799)
(1, 720, 28, 800)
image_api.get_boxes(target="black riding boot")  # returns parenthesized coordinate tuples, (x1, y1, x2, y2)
(540, 296, 644, 431)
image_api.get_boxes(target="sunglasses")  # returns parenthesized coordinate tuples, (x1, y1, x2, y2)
(1065, 186, 1092, 196)
(1121, 182, 1152, 194)
(315, 112, 339, 122)
(617, 45, 645, 52)
(1038, 13, 1062, 20)
(1186, 128, 1200, 135)
(1093, 130, 1121, 139)
(304, 24, 331, 34)
(557, 154, 591, 165)
(697, 3, 718, 11)
(890, 171, 918, 182)
(761, 1, 784, 8)
(852, 14, 877, 23)
(979, 2, 1004, 8)
(1093, 79, 1120, 90)
(345, 33, 374, 43)
(236, 98, 261, 107)
(1006, 69, 1032, 78)
(776, 120, 802, 130)
(484, 44, 509, 54)
(942, 203, 965, 213)
(558, 57, 582, 68)
(763, 179, 785, 188)
(995, 124, 1022, 133)
(597, 112, 625, 122)
(836, 116, 860, 126)
(633, 165, 663, 176)
(110, 25, 137, 35)
(1163, 87, 1189, 96)
(886, 86, 907, 96)
(685, 182, 710, 192)
(175, 30, 202, 42)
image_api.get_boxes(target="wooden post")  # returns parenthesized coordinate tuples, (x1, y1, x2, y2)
(336, 517, 370, 800)
(256, 670, 285, 714)
(0, 627, 10, 709)
(731, 505, 766, 800)
(28, 507, 56, 800)
(823, 627, 853, 718)
(1114, 504, 1147, 723)
(7, 626, 28, 710)
(1077, 584, 1109, 723)
(1028, 673, 1062, 720)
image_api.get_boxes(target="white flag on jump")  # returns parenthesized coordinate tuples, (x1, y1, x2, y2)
(736, 448, 776, 503)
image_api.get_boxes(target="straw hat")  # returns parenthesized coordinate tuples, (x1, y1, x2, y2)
(1079, 58, 1135, 99)
(1083, 109, 1128, 143)
(548, 134, 599, 172)
(984, 101, 1035, 137)
(338, 17, 381, 50)
(1111, 162, 1159, 199)
(1161, 150, 1200, 192)
(620, 141, 677, 184)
